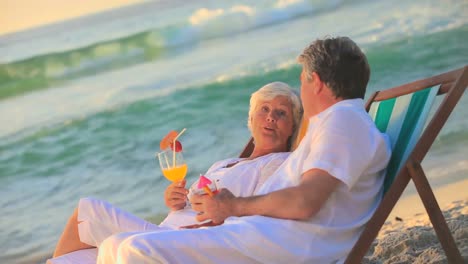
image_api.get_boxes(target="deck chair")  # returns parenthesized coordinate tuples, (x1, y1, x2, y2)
(345, 66, 467, 263)
(239, 66, 467, 263)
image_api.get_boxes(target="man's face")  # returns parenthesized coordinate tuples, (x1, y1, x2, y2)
(300, 68, 315, 118)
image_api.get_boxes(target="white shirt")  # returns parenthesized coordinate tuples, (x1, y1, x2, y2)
(253, 99, 392, 262)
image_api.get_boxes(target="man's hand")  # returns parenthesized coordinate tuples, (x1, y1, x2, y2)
(187, 169, 340, 224)
(164, 180, 188, 211)
(190, 188, 237, 224)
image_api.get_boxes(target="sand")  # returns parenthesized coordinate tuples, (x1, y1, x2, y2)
(363, 180, 468, 264)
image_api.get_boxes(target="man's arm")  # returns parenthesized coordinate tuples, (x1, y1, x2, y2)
(191, 168, 340, 223)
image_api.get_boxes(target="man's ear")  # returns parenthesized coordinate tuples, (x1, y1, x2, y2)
(311, 72, 324, 94)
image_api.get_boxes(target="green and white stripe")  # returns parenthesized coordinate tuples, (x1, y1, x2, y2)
(368, 87, 438, 193)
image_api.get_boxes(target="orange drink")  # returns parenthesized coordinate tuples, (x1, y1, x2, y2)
(157, 149, 187, 182)
(162, 164, 187, 182)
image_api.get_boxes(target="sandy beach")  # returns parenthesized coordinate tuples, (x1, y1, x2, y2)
(364, 180, 468, 263)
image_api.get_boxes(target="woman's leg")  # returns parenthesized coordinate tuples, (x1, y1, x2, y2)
(53, 207, 94, 257)
(52, 197, 163, 258)
(97, 231, 143, 264)
(114, 225, 260, 263)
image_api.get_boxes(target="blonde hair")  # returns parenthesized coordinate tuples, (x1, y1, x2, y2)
(247, 82, 303, 149)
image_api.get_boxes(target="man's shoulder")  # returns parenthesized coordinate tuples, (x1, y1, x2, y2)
(313, 99, 366, 121)
(319, 104, 370, 128)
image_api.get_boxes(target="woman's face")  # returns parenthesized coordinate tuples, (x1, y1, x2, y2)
(250, 95, 295, 152)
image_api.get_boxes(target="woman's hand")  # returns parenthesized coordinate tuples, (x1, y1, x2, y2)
(164, 180, 188, 211)
(190, 188, 237, 224)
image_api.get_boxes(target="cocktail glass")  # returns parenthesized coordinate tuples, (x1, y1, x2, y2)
(157, 149, 187, 182)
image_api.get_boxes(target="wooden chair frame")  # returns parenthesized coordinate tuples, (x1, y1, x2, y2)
(345, 66, 467, 263)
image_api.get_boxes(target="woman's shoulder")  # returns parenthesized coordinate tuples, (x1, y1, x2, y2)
(209, 157, 242, 169)
(209, 152, 289, 171)
(255, 152, 290, 163)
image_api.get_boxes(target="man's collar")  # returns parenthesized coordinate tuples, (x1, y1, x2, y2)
(308, 98, 365, 122)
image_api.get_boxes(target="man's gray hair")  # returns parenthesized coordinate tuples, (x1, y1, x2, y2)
(297, 36, 370, 99)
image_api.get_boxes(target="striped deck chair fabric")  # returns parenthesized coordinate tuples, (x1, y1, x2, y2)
(368, 87, 438, 193)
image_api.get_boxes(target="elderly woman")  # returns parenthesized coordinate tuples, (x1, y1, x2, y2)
(48, 81, 302, 263)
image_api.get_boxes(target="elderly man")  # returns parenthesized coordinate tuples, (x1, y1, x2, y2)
(106, 36, 391, 264)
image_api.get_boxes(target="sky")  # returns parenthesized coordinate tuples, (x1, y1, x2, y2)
(0, 0, 147, 36)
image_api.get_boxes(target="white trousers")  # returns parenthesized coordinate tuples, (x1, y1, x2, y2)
(101, 216, 322, 264)
(49, 198, 342, 263)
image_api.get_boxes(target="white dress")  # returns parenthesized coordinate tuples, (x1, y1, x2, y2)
(102, 99, 392, 264)
(47, 152, 289, 264)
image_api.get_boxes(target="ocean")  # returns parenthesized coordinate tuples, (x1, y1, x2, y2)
(0, 0, 467, 263)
